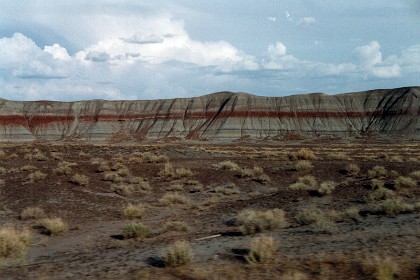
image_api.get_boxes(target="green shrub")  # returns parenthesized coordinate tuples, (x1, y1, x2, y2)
(162, 241, 193, 267)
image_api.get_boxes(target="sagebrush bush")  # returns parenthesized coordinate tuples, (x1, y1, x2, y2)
(129, 177, 151, 191)
(215, 184, 241, 195)
(27, 171, 47, 183)
(112, 184, 135, 196)
(410, 170, 420, 180)
(288, 175, 317, 191)
(342, 163, 360, 176)
(123, 222, 152, 239)
(295, 208, 330, 226)
(0, 228, 31, 259)
(122, 203, 145, 219)
(296, 148, 316, 160)
(20, 207, 46, 220)
(236, 208, 287, 235)
(163, 221, 190, 232)
(36, 218, 67, 235)
(69, 173, 89, 186)
(374, 257, 399, 280)
(54, 161, 75, 175)
(159, 163, 194, 179)
(371, 179, 385, 189)
(159, 192, 190, 206)
(317, 181, 337, 196)
(370, 198, 414, 217)
(326, 152, 349, 160)
(294, 160, 313, 172)
(368, 166, 387, 178)
(212, 160, 241, 171)
(363, 187, 395, 202)
(162, 241, 193, 267)
(394, 176, 416, 188)
(0, 167, 6, 175)
(104, 172, 123, 183)
(240, 167, 270, 183)
(246, 235, 277, 264)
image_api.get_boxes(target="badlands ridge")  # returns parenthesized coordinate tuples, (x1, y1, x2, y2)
(0, 86, 418, 142)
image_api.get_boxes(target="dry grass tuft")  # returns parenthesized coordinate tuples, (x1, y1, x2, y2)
(370, 199, 414, 217)
(20, 207, 46, 220)
(212, 160, 241, 171)
(240, 167, 270, 183)
(54, 161, 76, 175)
(394, 176, 416, 188)
(317, 181, 337, 196)
(36, 218, 68, 235)
(159, 192, 190, 206)
(122, 222, 152, 239)
(0, 228, 31, 259)
(288, 175, 317, 191)
(410, 170, 420, 180)
(342, 163, 360, 176)
(374, 257, 399, 280)
(368, 166, 387, 178)
(69, 173, 89, 186)
(294, 160, 313, 172)
(163, 221, 190, 232)
(27, 171, 47, 183)
(236, 208, 287, 235)
(326, 152, 349, 160)
(162, 240, 193, 267)
(296, 148, 316, 160)
(159, 162, 194, 179)
(122, 203, 145, 219)
(246, 235, 277, 264)
(363, 187, 395, 202)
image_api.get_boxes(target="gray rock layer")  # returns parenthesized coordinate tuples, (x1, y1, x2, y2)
(0, 87, 419, 142)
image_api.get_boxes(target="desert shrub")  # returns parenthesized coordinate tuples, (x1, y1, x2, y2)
(370, 199, 414, 217)
(163, 221, 190, 232)
(294, 160, 313, 172)
(215, 184, 241, 195)
(104, 172, 123, 183)
(236, 208, 287, 235)
(97, 163, 111, 172)
(342, 163, 360, 176)
(36, 218, 67, 235)
(394, 176, 416, 188)
(246, 235, 277, 264)
(162, 241, 193, 267)
(374, 257, 399, 280)
(287, 152, 298, 161)
(410, 170, 420, 180)
(0, 150, 5, 157)
(111, 163, 130, 177)
(90, 157, 104, 165)
(159, 192, 190, 206)
(112, 184, 135, 196)
(368, 166, 387, 178)
(0, 179, 4, 187)
(389, 155, 403, 162)
(32, 152, 48, 161)
(122, 203, 145, 219)
(0, 228, 31, 259)
(326, 152, 348, 160)
(122, 222, 152, 239)
(129, 177, 151, 191)
(27, 171, 47, 183)
(0, 167, 6, 175)
(54, 161, 75, 175)
(20, 207, 46, 220)
(295, 208, 331, 226)
(371, 179, 385, 189)
(20, 165, 37, 172)
(142, 152, 168, 163)
(317, 181, 337, 196)
(159, 163, 194, 179)
(297, 148, 316, 160)
(340, 207, 360, 221)
(363, 188, 395, 202)
(212, 160, 241, 171)
(240, 167, 270, 183)
(288, 175, 317, 191)
(69, 173, 89, 186)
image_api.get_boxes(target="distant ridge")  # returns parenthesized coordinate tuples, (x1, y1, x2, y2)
(0, 86, 418, 142)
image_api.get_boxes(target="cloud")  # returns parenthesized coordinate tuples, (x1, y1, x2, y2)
(121, 32, 164, 44)
(44, 44, 71, 61)
(355, 41, 401, 78)
(298, 17, 317, 27)
(267, 17, 276, 22)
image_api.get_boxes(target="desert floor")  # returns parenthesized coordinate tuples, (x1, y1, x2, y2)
(0, 141, 419, 279)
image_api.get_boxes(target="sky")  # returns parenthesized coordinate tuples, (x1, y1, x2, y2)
(0, 0, 419, 101)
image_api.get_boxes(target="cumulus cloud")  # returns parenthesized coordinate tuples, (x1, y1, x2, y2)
(298, 17, 317, 27)
(122, 32, 164, 44)
(355, 41, 401, 78)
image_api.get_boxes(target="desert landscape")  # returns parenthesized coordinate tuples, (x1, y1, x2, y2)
(0, 87, 419, 279)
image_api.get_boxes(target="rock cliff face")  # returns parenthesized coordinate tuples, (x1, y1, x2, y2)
(0, 86, 418, 142)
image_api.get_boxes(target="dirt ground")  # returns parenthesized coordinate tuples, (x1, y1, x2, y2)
(0, 140, 419, 279)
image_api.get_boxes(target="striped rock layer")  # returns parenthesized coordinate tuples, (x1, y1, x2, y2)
(0, 86, 419, 142)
